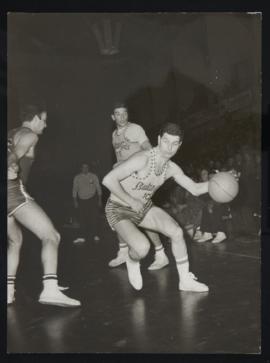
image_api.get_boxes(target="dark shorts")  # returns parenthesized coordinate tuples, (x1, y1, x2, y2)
(105, 198, 153, 231)
(8, 178, 33, 216)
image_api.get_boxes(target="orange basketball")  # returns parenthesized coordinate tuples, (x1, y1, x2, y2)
(208, 172, 239, 203)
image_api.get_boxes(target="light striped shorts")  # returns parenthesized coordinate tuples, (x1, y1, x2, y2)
(8, 178, 33, 216)
(105, 198, 153, 231)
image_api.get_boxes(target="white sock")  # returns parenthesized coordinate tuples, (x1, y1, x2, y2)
(155, 245, 165, 256)
(176, 256, 189, 279)
(42, 274, 58, 290)
(8, 275, 16, 292)
(119, 243, 128, 254)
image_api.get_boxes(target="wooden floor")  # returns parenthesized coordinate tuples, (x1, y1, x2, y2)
(7, 215, 261, 354)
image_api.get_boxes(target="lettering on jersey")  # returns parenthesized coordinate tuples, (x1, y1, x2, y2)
(113, 140, 130, 158)
(131, 182, 156, 201)
(132, 181, 156, 192)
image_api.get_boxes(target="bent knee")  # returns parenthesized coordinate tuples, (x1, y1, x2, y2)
(136, 240, 150, 259)
(42, 229, 61, 245)
(8, 234, 23, 248)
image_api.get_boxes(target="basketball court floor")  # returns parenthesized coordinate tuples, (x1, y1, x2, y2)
(7, 215, 260, 354)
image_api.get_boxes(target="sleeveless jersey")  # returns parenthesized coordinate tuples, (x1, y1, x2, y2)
(8, 127, 35, 184)
(112, 122, 147, 162)
(110, 148, 168, 206)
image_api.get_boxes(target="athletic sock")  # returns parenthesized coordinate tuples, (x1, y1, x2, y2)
(8, 275, 16, 289)
(176, 256, 189, 278)
(119, 243, 128, 254)
(155, 245, 164, 254)
(42, 274, 58, 289)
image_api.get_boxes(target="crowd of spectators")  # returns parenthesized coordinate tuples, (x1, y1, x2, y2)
(163, 144, 261, 243)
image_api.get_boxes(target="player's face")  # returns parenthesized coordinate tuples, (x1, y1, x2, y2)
(81, 164, 89, 174)
(158, 133, 182, 158)
(34, 112, 47, 134)
(112, 107, 128, 128)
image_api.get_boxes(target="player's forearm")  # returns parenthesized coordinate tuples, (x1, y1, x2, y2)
(194, 181, 209, 196)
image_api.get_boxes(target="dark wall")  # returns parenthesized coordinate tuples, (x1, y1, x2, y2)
(7, 13, 261, 213)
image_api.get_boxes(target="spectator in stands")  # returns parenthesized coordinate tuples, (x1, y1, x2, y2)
(196, 168, 228, 244)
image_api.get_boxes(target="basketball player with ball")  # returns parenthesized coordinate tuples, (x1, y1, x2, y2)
(103, 122, 238, 292)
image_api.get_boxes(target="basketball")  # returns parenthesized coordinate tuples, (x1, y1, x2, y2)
(208, 172, 239, 203)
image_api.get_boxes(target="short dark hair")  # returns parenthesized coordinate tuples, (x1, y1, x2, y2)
(20, 104, 46, 122)
(112, 102, 128, 111)
(159, 122, 184, 141)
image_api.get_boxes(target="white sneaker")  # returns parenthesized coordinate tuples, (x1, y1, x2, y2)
(148, 253, 169, 270)
(179, 272, 209, 292)
(73, 237, 85, 244)
(7, 285, 15, 305)
(39, 288, 81, 307)
(193, 230, 203, 241)
(126, 254, 143, 290)
(58, 285, 69, 291)
(196, 232, 213, 243)
(212, 231, 227, 244)
(108, 248, 128, 267)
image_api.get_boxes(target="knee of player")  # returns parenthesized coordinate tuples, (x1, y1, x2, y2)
(53, 230, 61, 245)
(45, 229, 61, 245)
(55, 231, 61, 244)
(8, 234, 23, 248)
(137, 240, 150, 259)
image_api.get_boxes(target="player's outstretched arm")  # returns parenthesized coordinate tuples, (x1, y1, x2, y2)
(168, 162, 209, 197)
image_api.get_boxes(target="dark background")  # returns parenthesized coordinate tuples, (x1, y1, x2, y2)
(1, 2, 270, 362)
(7, 13, 261, 223)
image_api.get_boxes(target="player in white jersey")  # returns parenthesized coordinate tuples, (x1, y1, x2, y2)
(103, 123, 209, 292)
(109, 103, 169, 270)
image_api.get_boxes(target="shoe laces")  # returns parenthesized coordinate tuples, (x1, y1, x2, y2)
(188, 272, 198, 280)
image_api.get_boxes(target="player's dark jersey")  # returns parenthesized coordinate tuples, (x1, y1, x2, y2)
(8, 127, 35, 184)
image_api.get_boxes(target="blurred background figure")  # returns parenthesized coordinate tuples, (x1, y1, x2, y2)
(72, 163, 102, 244)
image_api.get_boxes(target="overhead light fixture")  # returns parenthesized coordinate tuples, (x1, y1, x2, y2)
(92, 18, 122, 56)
